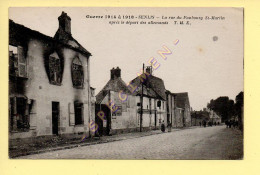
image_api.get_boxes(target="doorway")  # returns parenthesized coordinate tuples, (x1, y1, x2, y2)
(96, 104, 111, 136)
(52, 101, 59, 135)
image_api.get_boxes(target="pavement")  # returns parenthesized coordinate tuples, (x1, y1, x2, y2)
(16, 125, 243, 159)
(10, 126, 185, 158)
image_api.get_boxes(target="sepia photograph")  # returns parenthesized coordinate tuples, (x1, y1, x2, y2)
(8, 7, 244, 159)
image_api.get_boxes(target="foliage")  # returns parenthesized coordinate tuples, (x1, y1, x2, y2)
(207, 92, 243, 123)
(207, 97, 234, 121)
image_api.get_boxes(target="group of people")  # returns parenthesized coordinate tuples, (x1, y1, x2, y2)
(160, 119, 238, 131)
(199, 120, 220, 127)
(225, 120, 239, 128)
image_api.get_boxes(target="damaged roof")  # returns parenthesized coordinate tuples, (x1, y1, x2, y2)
(54, 27, 91, 57)
(9, 18, 91, 57)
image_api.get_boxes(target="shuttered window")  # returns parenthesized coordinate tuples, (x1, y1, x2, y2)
(17, 46, 27, 78)
(9, 45, 28, 78)
(9, 97, 30, 132)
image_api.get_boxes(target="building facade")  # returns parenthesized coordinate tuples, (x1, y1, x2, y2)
(166, 91, 192, 128)
(130, 67, 167, 131)
(9, 12, 93, 140)
(95, 67, 168, 135)
(95, 66, 192, 135)
(95, 67, 138, 135)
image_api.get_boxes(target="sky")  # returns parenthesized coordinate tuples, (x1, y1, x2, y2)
(9, 7, 244, 110)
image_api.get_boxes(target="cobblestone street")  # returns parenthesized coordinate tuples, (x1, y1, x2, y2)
(18, 125, 243, 159)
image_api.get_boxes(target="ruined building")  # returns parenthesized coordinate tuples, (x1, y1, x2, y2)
(9, 12, 94, 140)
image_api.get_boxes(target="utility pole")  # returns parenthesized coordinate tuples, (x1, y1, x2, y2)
(140, 63, 144, 132)
(173, 94, 177, 128)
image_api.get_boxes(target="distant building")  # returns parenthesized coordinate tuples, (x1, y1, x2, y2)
(191, 111, 210, 126)
(208, 109, 222, 123)
(9, 12, 94, 140)
(172, 92, 192, 127)
(191, 108, 221, 126)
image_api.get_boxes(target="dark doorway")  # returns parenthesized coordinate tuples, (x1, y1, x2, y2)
(95, 104, 111, 136)
(52, 101, 59, 135)
(74, 102, 83, 125)
(95, 104, 104, 136)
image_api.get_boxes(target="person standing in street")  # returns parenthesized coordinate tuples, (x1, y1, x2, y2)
(203, 120, 207, 127)
(161, 120, 166, 132)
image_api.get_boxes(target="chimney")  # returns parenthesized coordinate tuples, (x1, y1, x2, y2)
(146, 66, 152, 75)
(110, 67, 115, 79)
(58, 11, 71, 34)
(110, 67, 121, 79)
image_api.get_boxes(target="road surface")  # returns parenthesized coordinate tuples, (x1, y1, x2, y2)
(18, 125, 243, 159)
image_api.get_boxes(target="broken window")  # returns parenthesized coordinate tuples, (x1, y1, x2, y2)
(9, 45, 28, 78)
(74, 102, 84, 125)
(71, 57, 84, 88)
(49, 55, 62, 85)
(10, 97, 30, 132)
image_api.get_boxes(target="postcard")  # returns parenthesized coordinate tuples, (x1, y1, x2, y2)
(8, 7, 243, 160)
